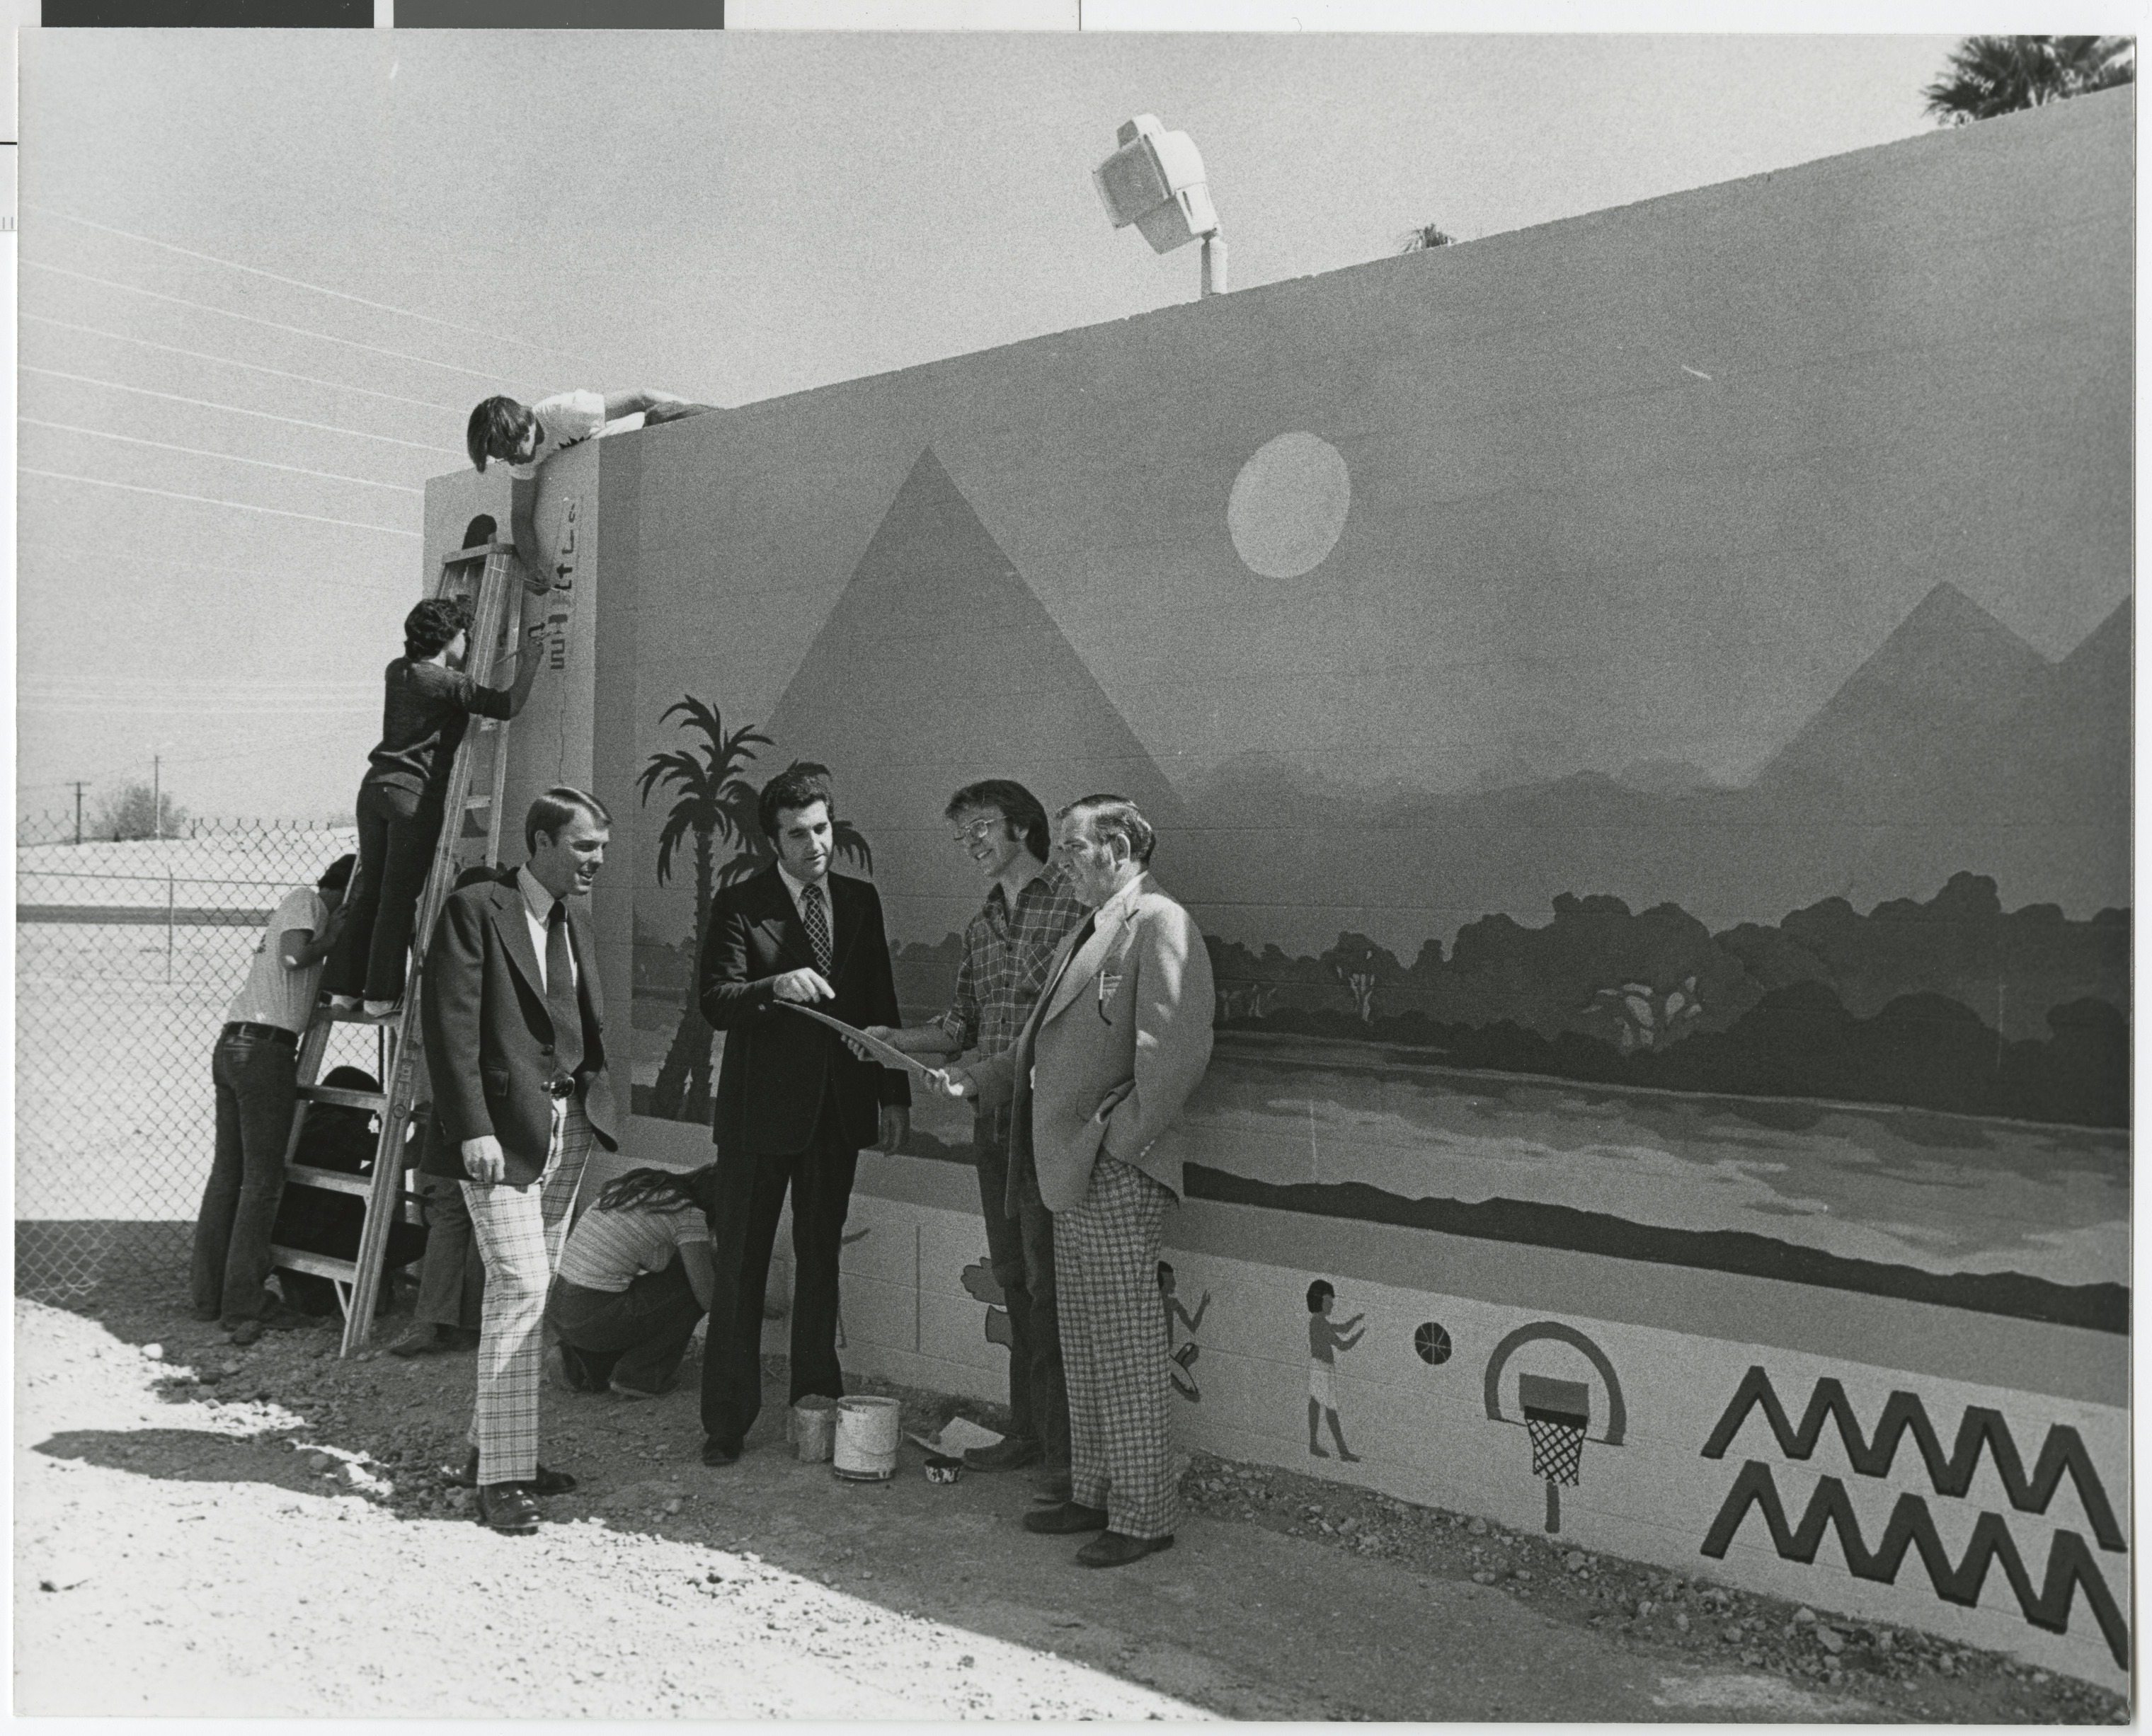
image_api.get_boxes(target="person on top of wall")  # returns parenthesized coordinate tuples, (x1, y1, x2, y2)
(545, 1163, 719, 1402)
(866, 779, 1087, 1500)
(324, 585, 549, 1020)
(939, 795, 1215, 1570)
(694, 762, 910, 1469)
(269, 1064, 430, 1318)
(465, 390, 715, 578)
(190, 851, 355, 1346)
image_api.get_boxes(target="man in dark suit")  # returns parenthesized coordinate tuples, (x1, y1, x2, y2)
(697, 763, 910, 1466)
(420, 787, 620, 1534)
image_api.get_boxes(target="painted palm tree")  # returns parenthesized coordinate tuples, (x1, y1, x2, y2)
(1398, 224, 1458, 253)
(1921, 35, 2133, 125)
(637, 697, 772, 1121)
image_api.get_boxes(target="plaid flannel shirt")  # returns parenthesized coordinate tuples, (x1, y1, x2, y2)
(938, 863, 1090, 1062)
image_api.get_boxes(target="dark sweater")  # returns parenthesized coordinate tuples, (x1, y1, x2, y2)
(365, 657, 515, 799)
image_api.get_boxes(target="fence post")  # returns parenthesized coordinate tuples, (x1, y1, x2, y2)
(166, 870, 176, 984)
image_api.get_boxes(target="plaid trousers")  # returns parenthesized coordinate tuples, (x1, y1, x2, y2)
(461, 1096, 592, 1486)
(1055, 1154, 1177, 1541)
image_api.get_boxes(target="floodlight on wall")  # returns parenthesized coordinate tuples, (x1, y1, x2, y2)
(1094, 113, 1227, 297)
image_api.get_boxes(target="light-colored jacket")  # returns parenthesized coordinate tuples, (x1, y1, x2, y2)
(971, 871, 1215, 1214)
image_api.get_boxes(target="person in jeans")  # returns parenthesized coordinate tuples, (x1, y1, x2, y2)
(191, 853, 355, 1345)
(324, 585, 546, 1018)
(868, 780, 1087, 1500)
(546, 1164, 718, 1401)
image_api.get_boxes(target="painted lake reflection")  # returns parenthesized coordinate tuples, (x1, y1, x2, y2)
(1184, 1036, 2129, 1289)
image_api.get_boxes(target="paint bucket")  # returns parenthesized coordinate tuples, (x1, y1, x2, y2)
(831, 1395, 901, 1483)
(792, 1396, 837, 1464)
(924, 1454, 963, 1486)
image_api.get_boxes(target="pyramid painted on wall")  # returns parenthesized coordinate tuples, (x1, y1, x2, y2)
(761, 449, 1189, 921)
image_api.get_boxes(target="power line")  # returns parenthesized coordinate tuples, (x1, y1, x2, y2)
(22, 366, 460, 454)
(21, 419, 424, 494)
(23, 314, 464, 413)
(21, 468, 422, 537)
(23, 260, 540, 391)
(24, 202, 579, 365)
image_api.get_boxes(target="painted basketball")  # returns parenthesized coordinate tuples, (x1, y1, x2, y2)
(1414, 1322, 1451, 1365)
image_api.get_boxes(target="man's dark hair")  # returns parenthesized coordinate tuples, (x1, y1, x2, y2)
(757, 761, 835, 841)
(404, 596, 472, 661)
(316, 853, 357, 892)
(466, 395, 532, 473)
(945, 778, 1050, 862)
(1307, 1280, 1334, 1314)
(525, 786, 612, 853)
(1058, 793, 1156, 866)
(597, 1163, 720, 1221)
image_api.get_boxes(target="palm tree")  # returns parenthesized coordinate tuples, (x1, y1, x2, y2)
(1921, 35, 2133, 125)
(1398, 224, 1458, 253)
(636, 697, 771, 1121)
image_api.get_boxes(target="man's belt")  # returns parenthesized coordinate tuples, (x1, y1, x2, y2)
(542, 1075, 578, 1099)
(222, 1021, 298, 1048)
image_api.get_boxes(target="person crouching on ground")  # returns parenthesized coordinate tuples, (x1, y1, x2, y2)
(546, 1164, 718, 1401)
(324, 586, 547, 1020)
(190, 851, 355, 1345)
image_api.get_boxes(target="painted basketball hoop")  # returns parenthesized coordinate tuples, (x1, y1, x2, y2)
(1520, 1373, 1590, 1530)
(1482, 1321, 1627, 1536)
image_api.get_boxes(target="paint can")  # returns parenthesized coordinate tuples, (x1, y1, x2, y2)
(831, 1395, 901, 1482)
(792, 1396, 837, 1464)
(924, 1454, 963, 1486)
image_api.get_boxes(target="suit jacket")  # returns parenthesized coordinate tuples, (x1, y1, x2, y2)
(971, 872, 1214, 1215)
(418, 868, 619, 1187)
(699, 864, 910, 1159)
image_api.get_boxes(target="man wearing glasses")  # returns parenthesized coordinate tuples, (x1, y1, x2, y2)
(869, 780, 1087, 1499)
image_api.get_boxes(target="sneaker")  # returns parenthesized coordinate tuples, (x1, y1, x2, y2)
(327, 995, 360, 1014)
(361, 999, 401, 1021)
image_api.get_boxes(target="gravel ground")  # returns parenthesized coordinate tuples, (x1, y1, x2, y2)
(15, 1254, 2131, 1723)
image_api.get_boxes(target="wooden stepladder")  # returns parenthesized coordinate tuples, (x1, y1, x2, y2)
(270, 536, 529, 1355)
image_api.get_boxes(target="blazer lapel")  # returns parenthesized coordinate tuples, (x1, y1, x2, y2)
(490, 878, 548, 1009)
(567, 902, 603, 1030)
(1038, 899, 1126, 1028)
(746, 867, 812, 972)
(827, 874, 864, 984)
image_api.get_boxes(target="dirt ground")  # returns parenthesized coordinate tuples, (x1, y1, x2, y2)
(14, 1257, 2130, 1723)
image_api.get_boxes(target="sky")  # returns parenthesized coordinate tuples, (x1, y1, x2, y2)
(15, 28, 1984, 825)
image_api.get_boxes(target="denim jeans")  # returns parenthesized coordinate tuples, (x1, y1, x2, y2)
(191, 1030, 298, 1323)
(548, 1254, 706, 1394)
(978, 1103, 1070, 1469)
(324, 779, 445, 1002)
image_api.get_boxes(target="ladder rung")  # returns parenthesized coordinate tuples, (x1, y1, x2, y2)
(298, 1084, 388, 1111)
(464, 794, 492, 810)
(270, 1246, 357, 1281)
(442, 541, 515, 565)
(286, 1163, 372, 1197)
(321, 1006, 401, 1027)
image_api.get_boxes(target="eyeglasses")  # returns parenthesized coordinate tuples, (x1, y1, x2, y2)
(951, 817, 1007, 848)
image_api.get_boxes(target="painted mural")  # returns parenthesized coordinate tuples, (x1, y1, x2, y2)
(419, 88, 2131, 1687)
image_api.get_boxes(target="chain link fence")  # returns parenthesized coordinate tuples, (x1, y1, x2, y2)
(15, 812, 384, 1301)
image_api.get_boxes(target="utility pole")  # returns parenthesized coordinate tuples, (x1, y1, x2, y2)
(152, 754, 161, 842)
(70, 781, 87, 846)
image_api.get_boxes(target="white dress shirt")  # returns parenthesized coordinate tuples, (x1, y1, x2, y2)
(515, 865, 578, 994)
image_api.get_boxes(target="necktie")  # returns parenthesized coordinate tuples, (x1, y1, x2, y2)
(801, 881, 833, 977)
(546, 900, 585, 1081)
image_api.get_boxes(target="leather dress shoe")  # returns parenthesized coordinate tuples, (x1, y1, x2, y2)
(1021, 1500, 1109, 1536)
(963, 1435, 1042, 1472)
(701, 1437, 743, 1467)
(1077, 1530, 1174, 1569)
(446, 1449, 576, 1495)
(475, 1483, 542, 1535)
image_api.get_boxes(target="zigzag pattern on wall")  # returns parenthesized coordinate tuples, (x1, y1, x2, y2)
(1700, 1462, 2129, 1669)
(1700, 1366, 2123, 1551)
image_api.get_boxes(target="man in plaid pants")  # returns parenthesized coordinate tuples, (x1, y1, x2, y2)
(420, 788, 620, 1535)
(944, 795, 1214, 1568)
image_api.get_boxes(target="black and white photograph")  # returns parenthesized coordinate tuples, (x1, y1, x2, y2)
(11, 11, 2136, 1720)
